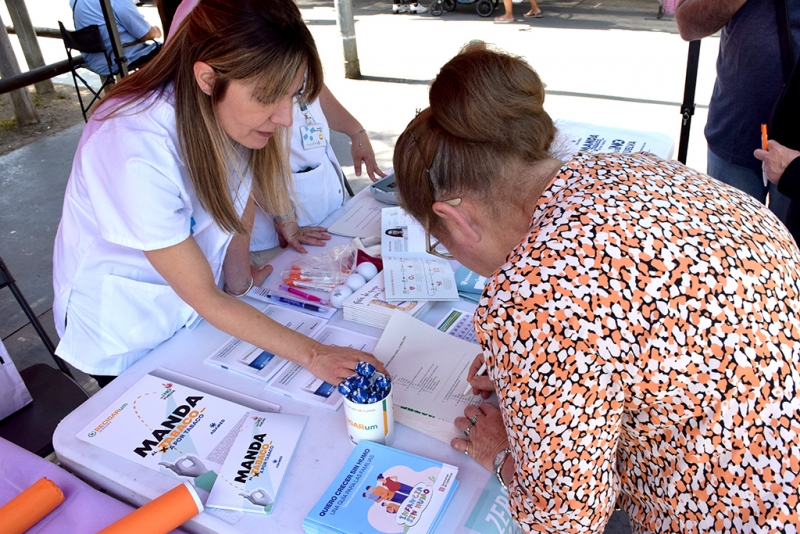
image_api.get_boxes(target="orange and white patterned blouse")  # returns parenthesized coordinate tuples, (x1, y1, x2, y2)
(474, 152, 800, 533)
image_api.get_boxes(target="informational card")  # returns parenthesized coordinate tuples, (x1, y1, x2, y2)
(263, 325, 379, 410)
(380, 207, 459, 302)
(205, 305, 328, 382)
(328, 192, 384, 238)
(436, 308, 479, 345)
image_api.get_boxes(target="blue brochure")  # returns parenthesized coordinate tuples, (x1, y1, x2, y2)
(303, 441, 459, 534)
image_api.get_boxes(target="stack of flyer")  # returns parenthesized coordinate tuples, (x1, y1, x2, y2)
(342, 273, 432, 329)
(454, 266, 488, 304)
(303, 441, 459, 534)
(76, 374, 306, 512)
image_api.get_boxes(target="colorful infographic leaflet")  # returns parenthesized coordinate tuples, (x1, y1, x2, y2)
(264, 326, 379, 410)
(77, 374, 254, 494)
(303, 441, 459, 534)
(205, 305, 327, 382)
(207, 410, 306, 514)
(380, 207, 459, 302)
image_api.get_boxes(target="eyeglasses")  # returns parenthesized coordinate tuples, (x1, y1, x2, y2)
(424, 198, 461, 260)
(408, 131, 462, 260)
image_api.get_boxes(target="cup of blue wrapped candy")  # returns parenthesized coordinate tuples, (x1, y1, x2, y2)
(339, 361, 395, 446)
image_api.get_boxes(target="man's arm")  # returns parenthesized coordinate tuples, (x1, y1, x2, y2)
(674, 0, 748, 41)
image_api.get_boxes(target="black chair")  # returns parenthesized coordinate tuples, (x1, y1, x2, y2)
(0, 256, 89, 457)
(59, 21, 117, 122)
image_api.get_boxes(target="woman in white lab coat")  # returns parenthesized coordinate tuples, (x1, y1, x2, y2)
(53, 0, 384, 385)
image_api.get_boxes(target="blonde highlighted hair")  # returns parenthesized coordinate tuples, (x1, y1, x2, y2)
(100, 0, 322, 234)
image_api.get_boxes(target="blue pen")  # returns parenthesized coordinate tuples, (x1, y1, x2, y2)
(269, 294, 321, 312)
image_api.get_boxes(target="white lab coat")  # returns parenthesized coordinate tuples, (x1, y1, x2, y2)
(53, 89, 250, 375)
(250, 98, 347, 250)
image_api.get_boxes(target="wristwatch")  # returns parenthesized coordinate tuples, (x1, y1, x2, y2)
(493, 448, 513, 491)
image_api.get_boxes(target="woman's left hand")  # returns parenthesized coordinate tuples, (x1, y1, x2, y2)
(350, 130, 387, 182)
(451, 403, 511, 471)
(275, 220, 331, 254)
(754, 140, 800, 185)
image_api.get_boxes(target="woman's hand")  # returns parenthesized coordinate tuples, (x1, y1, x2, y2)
(754, 140, 800, 185)
(464, 353, 494, 399)
(307, 343, 388, 386)
(350, 130, 387, 183)
(451, 403, 511, 472)
(275, 219, 331, 254)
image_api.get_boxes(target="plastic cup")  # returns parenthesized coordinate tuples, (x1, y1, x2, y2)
(343, 386, 395, 447)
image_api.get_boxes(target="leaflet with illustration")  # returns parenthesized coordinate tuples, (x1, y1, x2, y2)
(380, 207, 458, 301)
(303, 441, 459, 534)
(205, 305, 327, 382)
(77, 374, 255, 494)
(206, 410, 306, 514)
(263, 325, 379, 410)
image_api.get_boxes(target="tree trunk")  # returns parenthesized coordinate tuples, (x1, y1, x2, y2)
(0, 13, 39, 126)
(5, 0, 53, 95)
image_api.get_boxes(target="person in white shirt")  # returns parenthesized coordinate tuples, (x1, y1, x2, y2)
(168, 0, 386, 257)
(53, 0, 385, 386)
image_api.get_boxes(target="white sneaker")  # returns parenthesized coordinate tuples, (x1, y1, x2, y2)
(409, 3, 428, 13)
(392, 3, 408, 13)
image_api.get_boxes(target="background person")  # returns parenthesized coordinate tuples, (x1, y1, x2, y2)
(674, 0, 800, 221)
(393, 45, 800, 532)
(53, 0, 384, 387)
(71, 0, 162, 75)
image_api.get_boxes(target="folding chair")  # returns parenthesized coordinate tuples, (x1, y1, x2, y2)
(58, 21, 116, 122)
(0, 256, 89, 457)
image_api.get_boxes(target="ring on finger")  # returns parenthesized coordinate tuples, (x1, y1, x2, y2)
(465, 442, 470, 456)
(463, 426, 471, 437)
(469, 414, 479, 425)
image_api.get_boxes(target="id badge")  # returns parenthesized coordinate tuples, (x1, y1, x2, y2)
(300, 123, 326, 149)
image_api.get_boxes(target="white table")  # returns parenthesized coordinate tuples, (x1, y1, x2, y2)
(53, 189, 491, 534)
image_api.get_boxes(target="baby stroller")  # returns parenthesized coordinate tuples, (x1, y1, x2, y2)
(430, 0, 500, 17)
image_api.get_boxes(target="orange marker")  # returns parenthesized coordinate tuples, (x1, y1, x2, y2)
(761, 124, 768, 186)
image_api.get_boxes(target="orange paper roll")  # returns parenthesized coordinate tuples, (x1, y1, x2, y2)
(0, 477, 65, 534)
(99, 482, 203, 534)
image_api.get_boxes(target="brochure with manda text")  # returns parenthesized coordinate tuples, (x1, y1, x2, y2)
(206, 410, 306, 514)
(77, 374, 257, 494)
(303, 441, 459, 534)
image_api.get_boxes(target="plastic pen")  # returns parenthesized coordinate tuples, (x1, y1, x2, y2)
(463, 362, 487, 396)
(761, 123, 769, 187)
(269, 294, 324, 313)
(279, 284, 329, 305)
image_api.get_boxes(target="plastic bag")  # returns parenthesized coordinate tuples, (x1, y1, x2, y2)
(0, 340, 33, 421)
(281, 243, 357, 291)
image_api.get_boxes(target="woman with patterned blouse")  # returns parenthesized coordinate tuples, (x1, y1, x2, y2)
(393, 45, 800, 533)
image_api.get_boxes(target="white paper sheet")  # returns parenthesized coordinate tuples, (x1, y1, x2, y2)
(327, 193, 384, 238)
(374, 312, 483, 426)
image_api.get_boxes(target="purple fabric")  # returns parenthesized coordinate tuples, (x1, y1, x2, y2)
(0, 438, 188, 533)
